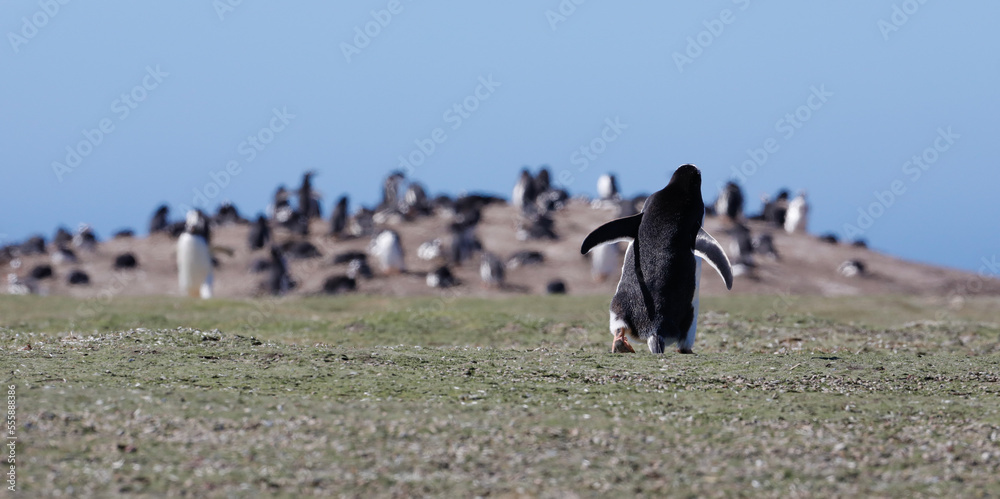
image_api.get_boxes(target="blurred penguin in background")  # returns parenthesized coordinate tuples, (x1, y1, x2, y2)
(597, 173, 619, 201)
(402, 182, 432, 218)
(329, 195, 349, 237)
(266, 245, 295, 296)
(512, 168, 537, 213)
(380, 171, 406, 213)
(715, 181, 744, 222)
(298, 170, 322, 220)
(480, 252, 505, 288)
(533, 167, 551, 195)
(149, 205, 170, 234)
(177, 210, 213, 298)
(369, 229, 405, 275)
(784, 192, 809, 234)
(73, 224, 98, 252)
(590, 241, 621, 282)
(247, 214, 270, 251)
(758, 189, 790, 227)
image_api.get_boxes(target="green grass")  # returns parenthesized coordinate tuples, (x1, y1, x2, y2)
(3, 294, 1000, 497)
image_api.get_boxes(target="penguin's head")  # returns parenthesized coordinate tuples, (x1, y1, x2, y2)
(668, 164, 702, 191)
(645, 164, 703, 210)
(184, 210, 211, 241)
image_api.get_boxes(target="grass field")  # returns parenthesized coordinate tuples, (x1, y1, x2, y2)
(3, 293, 1000, 497)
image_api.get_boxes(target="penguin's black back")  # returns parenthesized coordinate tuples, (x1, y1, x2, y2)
(248, 215, 270, 250)
(267, 246, 291, 295)
(330, 196, 348, 235)
(612, 165, 704, 343)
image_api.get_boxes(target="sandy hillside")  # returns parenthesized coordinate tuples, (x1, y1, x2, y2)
(6, 199, 999, 301)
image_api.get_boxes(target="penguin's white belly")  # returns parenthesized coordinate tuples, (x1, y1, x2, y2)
(382, 247, 404, 272)
(785, 201, 808, 233)
(512, 183, 527, 209)
(597, 175, 614, 199)
(716, 197, 729, 218)
(177, 233, 213, 298)
(372, 233, 404, 273)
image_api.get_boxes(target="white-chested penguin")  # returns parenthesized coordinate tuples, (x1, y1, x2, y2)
(590, 241, 621, 282)
(581, 165, 734, 354)
(597, 173, 619, 201)
(368, 229, 405, 274)
(177, 209, 214, 298)
(784, 191, 809, 234)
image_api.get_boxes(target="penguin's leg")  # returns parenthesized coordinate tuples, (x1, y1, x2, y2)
(647, 335, 666, 354)
(611, 327, 635, 353)
(609, 308, 635, 353)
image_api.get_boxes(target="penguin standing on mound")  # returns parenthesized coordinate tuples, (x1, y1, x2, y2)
(149, 205, 170, 234)
(248, 214, 270, 251)
(368, 229, 405, 275)
(784, 191, 809, 234)
(581, 164, 734, 354)
(597, 173, 619, 201)
(266, 245, 294, 295)
(329, 196, 349, 237)
(177, 210, 214, 298)
(511, 169, 537, 213)
(715, 181, 744, 221)
(479, 252, 505, 288)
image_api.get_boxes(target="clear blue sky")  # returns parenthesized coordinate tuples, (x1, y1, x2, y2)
(2, 2, 998, 273)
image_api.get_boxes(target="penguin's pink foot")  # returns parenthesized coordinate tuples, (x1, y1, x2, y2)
(612, 329, 635, 353)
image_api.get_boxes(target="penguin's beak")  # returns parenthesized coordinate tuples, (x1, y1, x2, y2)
(611, 330, 635, 353)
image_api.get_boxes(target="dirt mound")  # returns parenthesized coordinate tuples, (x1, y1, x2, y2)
(7, 200, 999, 300)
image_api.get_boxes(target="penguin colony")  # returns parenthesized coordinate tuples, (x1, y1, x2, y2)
(3, 167, 878, 300)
